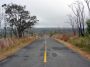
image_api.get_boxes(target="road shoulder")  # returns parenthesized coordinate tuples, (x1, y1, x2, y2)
(54, 38, 90, 61)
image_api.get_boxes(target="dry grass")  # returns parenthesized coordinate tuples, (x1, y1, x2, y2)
(0, 36, 36, 61)
(52, 34, 69, 41)
(68, 36, 90, 52)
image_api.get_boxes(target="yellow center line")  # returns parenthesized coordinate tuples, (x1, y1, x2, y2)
(44, 44, 47, 63)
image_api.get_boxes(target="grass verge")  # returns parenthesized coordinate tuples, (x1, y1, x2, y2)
(0, 36, 36, 61)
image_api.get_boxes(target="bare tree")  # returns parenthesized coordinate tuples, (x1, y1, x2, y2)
(84, 0, 90, 15)
(3, 14, 8, 38)
(0, 14, 2, 38)
(67, 15, 76, 35)
(0, 15, 1, 27)
(69, 1, 85, 36)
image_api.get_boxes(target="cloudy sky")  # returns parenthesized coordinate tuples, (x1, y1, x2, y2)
(0, 0, 87, 28)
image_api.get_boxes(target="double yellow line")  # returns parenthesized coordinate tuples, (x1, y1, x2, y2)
(44, 44, 47, 63)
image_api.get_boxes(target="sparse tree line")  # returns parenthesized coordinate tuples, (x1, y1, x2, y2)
(0, 3, 38, 38)
(67, 0, 90, 36)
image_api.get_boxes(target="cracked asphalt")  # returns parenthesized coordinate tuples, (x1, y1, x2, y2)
(0, 38, 90, 67)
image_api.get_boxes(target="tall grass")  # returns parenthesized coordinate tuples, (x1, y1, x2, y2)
(54, 34, 90, 52)
(0, 37, 35, 52)
(68, 36, 90, 52)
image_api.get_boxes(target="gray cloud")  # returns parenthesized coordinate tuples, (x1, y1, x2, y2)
(1, 0, 87, 28)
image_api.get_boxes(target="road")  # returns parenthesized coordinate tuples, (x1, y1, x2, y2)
(0, 38, 90, 67)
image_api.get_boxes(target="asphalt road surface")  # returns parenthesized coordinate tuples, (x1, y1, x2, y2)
(0, 38, 90, 67)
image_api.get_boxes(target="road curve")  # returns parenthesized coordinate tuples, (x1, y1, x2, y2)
(0, 38, 90, 67)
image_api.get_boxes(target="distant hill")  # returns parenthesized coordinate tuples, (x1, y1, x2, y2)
(30, 28, 78, 35)
(0, 27, 78, 36)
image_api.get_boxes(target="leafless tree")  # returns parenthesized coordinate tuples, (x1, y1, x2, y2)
(0, 14, 2, 28)
(84, 0, 90, 15)
(69, 1, 85, 36)
(67, 15, 76, 35)
(0, 14, 2, 37)
(3, 14, 8, 38)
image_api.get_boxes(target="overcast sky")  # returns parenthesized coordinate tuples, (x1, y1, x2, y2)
(0, 0, 88, 28)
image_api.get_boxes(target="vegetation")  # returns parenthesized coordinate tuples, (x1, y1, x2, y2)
(54, 34, 90, 53)
(0, 3, 37, 60)
(1, 4, 38, 38)
(49, 31, 57, 37)
(68, 36, 90, 52)
(68, 1, 85, 36)
(61, 0, 90, 53)
(0, 37, 35, 52)
(86, 19, 90, 34)
(0, 36, 36, 61)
